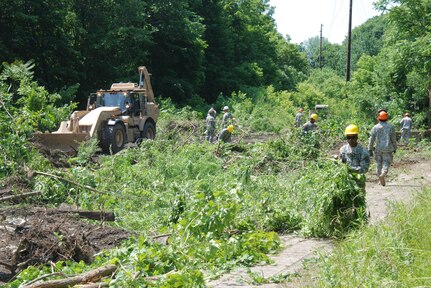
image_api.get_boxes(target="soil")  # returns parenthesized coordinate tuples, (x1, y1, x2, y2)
(208, 152, 431, 287)
(0, 207, 131, 284)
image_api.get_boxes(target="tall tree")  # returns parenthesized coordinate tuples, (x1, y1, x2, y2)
(375, 0, 431, 126)
(146, 0, 206, 103)
(0, 0, 83, 91)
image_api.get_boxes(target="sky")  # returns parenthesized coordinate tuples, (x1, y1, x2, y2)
(269, 0, 381, 44)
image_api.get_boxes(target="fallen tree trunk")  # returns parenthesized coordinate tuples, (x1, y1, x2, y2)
(60, 210, 115, 222)
(22, 264, 116, 288)
(0, 191, 42, 202)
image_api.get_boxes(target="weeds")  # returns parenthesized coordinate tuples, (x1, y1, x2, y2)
(316, 188, 431, 287)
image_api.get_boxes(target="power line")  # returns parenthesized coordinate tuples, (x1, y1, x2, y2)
(327, 0, 345, 41)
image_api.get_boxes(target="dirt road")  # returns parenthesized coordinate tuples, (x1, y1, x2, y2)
(208, 156, 431, 287)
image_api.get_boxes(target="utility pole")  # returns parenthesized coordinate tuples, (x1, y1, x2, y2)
(346, 0, 353, 81)
(319, 24, 323, 69)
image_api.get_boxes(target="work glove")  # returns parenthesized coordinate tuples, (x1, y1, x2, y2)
(368, 150, 373, 157)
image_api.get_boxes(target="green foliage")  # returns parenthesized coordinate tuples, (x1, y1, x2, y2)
(0, 0, 308, 105)
(0, 62, 76, 176)
(68, 137, 101, 166)
(316, 188, 431, 287)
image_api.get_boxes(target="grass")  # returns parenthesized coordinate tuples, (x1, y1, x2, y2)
(315, 187, 431, 287)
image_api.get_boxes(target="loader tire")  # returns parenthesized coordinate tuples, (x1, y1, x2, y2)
(104, 123, 126, 154)
(141, 122, 156, 140)
(98, 121, 110, 153)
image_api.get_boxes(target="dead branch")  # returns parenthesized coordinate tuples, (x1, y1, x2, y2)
(22, 264, 117, 288)
(0, 187, 12, 196)
(33, 171, 107, 195)
(73, 282, 109, 288)
(150, 233, 172, 239)
(0, 191, 42, 202)
(22, 272, 70, 287)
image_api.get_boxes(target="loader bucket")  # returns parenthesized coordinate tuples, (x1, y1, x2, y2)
(33, 132, 90, 153)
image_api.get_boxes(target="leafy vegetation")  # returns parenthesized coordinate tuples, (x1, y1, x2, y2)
(0, 62, 369, 286)
(0, 61, 76, 177)
(1, 0, 431, 285)
(316, 187, 431, 287)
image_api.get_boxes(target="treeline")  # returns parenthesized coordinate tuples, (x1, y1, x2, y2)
(0, 0, 307, 105)
(1, 0, 430, 127)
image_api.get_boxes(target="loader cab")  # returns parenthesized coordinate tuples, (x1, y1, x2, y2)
(87, 88, 147, 118)
(124, 93, 142, 116)
(87, 93, 99, 110)
(309, 104, 329, 119)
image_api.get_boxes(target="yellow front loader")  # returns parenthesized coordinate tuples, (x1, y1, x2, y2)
(34, 66, 159, 153)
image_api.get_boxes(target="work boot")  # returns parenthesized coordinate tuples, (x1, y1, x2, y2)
(379, 173, 386, 186)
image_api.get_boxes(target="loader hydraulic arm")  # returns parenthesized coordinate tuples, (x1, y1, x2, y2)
(138, 66, 155, 103)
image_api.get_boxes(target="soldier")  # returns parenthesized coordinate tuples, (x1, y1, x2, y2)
(368, 111, 397, 186)
(219, 125, 234, 143)
(339, 124, 370, 175)
(400, 113, 412, 144)
(205, 108, 216, 143)
(302, 114, 318, 134)
(295, 108, 304, 128)
(222, 106, 234, 126)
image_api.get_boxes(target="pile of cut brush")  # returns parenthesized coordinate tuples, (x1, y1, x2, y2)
(0, 207, 131, 284)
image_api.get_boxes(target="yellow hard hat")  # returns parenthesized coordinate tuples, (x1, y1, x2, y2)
(344, 124, 359, 135)
(310, 114, 318, 121)
(227, 125, 234, 133)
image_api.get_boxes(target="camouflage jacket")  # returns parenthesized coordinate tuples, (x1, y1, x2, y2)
(295, 112, 304, 127)
(218, 128, 232, 143)
(368, 121, 397, 153)
(400, 117, 412, 130)
(206, 114, 216, 132)
(222, 112, 233, 126)
(339, 144, 370, 173)
(302, 121, 317, 133)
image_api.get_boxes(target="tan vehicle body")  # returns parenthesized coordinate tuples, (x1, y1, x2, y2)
(34, 66, 159, 153)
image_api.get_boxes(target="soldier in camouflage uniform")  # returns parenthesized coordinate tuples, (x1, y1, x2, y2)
(222, 106, 234, 126)
(205, 108, 216, 143)
(302, 114, 318, 134)
(400, 113, 412, 144)
(218, 125, 234, 143)
(368, 111, 397, 186)
(295, 108, 304, 128)
(339, 125, 370, 176)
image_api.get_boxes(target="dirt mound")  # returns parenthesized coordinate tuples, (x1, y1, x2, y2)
(29, 141, 74, 168)
(0, 207, 131, 283)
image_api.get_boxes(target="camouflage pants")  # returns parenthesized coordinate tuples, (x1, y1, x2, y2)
(206, 128, 215, 143)
(401, 128, 411, 144)
(375, 151, 393, 176)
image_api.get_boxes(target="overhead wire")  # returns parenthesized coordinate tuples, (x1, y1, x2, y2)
(326, 0, 347, 43)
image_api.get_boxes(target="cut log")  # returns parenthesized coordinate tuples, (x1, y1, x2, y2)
(72, 210, 115, 222)
(53, 208, 115, 221)
(22, 264, 116, 288)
